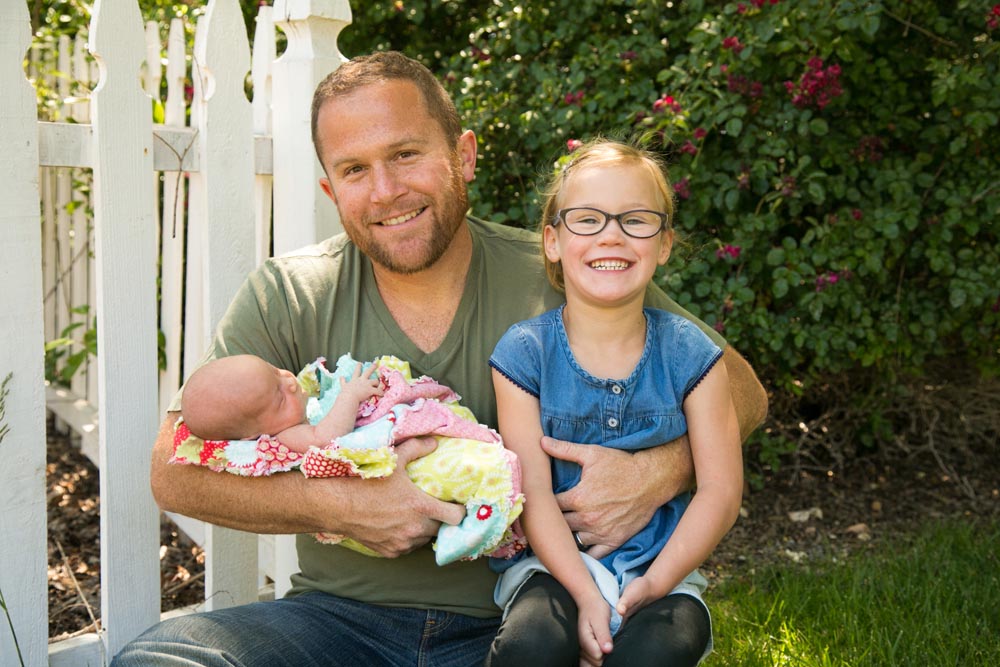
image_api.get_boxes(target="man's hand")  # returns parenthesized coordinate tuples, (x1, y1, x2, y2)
(541, 436, 693, 559)
(333, 437, 467, 558)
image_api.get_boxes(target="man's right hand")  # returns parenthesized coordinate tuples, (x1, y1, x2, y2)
(327, 437, 467, 558)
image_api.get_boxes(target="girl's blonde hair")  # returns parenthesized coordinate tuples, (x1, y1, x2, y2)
(541, 137, 676, 292)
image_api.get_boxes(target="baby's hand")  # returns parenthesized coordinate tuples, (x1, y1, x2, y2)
(339, 364, 383, 404)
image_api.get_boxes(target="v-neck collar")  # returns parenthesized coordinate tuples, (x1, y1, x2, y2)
(361, 220, 482, 375)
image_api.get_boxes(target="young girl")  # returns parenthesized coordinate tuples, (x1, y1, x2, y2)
(487, 139, 743, 666)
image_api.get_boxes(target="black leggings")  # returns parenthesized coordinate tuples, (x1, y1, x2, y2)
(485, 573, 711, 667)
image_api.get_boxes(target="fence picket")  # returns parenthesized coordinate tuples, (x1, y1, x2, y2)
(88, 0, 162, 655)
(193, 0, 260, 610)
(0, 2, 49, 665)
(159, 16, 188, 417)
(271, 0, 351, 254)
(70, 34, 92, 403)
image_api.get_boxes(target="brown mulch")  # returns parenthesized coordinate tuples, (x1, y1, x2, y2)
(46, 420, 1000, 640)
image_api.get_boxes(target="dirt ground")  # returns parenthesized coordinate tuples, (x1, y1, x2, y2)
(46, 421, 999, 641)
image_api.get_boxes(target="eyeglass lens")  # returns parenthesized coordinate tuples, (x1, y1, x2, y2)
(561, 208, 664, 238)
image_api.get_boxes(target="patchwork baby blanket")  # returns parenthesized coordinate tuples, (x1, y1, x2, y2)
(171, 354, 525, 565)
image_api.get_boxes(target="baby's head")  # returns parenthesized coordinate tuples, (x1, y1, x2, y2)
(181, 355, 307, 440)
(541, 137, 675, 292)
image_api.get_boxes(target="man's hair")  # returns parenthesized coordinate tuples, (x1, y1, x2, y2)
(311, 51, 462, 164)
(541, 137, 676, 292)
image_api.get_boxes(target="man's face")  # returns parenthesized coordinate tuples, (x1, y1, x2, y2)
(315, 79, 477, 275)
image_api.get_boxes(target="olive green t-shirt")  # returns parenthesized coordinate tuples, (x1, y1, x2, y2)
(177, 216, 725, 618)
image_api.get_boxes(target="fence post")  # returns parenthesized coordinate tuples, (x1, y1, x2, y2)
(0, 2, 51, 665)
(192, 0, 260, 610)
(71, 33, 92, 404)
(88, 0, 161, 655)
(252, 4, 275, 267)
(159, 16, 188, 417)
(271, 0, 352, 254)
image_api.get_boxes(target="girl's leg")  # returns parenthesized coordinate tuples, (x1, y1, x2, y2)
(486, 573, 579, 667)
(604, 593, 711, 667)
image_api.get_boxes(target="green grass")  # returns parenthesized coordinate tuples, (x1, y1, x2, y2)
(709, 519, 1000, 666)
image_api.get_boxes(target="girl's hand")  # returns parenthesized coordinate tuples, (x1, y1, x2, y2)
(339, 364, 383, 403)
(616, 574, 665, 623)
(577, 595, 613, 667)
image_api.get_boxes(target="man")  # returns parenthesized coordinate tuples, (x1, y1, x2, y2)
(113, 51, 767, 666)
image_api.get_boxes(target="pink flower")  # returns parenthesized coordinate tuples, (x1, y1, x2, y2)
(563, 91, 584, 106)
(722, 36, 745, 54)
(693, 127, 707, 140)
(566, 139, 583, 152)
(785, 58, 843, 110)
(619, 50, 638, 61)
(851, 208, 863, 220)
(737, 3, 747, 13)
(815, 269, 851, 291)
(715, 244, 742, 260)
(653, 94, 683, 113)
(674, 177, 691, 200)
(713, 321, 726, 333)
(680, 140, 698, 156)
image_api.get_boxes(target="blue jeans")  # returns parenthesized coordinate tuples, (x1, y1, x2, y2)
(111, 591, 501, 667)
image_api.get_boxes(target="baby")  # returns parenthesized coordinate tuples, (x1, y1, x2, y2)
(172, 353, 526, 565)
(180, 354, 382, 451)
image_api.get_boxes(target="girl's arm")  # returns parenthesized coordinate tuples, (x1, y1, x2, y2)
(493, 370, 614, 662)
(617, 361, 743, 619)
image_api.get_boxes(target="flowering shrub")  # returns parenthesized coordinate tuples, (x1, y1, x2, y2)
(342, 1, 999, 463)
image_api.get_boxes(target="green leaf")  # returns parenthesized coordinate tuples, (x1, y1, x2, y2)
(725, 117, 743, 137)
(773, 278, 789, 298)
(809, 118, 829, 136)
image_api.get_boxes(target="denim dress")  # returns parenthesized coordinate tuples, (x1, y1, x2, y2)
(488, 306, 722, 632)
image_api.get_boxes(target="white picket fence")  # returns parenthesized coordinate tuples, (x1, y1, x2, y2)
(1, 0, 352, 664)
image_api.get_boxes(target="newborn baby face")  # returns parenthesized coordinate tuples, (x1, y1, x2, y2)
(252, 364, 309, 436)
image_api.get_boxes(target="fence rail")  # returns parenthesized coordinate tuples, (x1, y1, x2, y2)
(1, 1, 350, 663)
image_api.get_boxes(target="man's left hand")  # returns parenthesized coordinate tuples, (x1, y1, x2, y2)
(542, 436, 667, 559)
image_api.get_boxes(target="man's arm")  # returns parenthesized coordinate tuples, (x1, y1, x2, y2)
(151, 413, 465, 557)
(547, 345, 767, 556)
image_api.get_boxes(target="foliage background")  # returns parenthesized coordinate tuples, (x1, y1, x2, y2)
(33, 0, 1000, 475)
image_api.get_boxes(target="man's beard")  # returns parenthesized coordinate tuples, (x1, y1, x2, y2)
(344, 156, 469, 275)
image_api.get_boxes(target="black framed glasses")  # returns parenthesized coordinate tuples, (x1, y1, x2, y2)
(553, 207, 669, 239)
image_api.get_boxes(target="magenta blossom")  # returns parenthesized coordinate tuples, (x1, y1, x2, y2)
(680, 141, 698, 156)
(785, 57, 843, 110)
(674, 177, 691, 200)
(693, 127, 708, 140)
(716, 244, 742, 260)
(815, 269, 852, 292)
(722, 36, 745, 54)
(566, 139, 583, 152)
(653, 94, 683, 113)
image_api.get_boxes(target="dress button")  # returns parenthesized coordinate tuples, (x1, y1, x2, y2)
(611, 384, 622, 394)
(607, 417, 619, 428)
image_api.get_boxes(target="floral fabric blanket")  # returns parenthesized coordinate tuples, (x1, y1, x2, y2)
(171, 354, 525, 565)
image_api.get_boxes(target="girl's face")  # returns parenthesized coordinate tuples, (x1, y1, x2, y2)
(544, 163, 673, 309)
